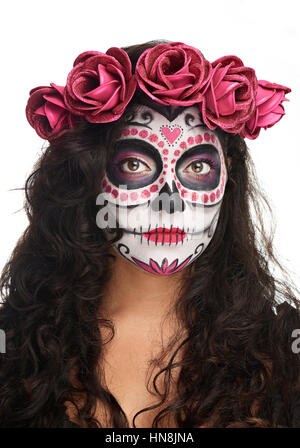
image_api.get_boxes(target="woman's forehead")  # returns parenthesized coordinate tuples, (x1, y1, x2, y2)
(124, 104, 203, 126)
(117, 104, 223, 152)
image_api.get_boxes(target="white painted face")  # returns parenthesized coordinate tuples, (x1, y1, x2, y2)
(98, 105, 228, 275)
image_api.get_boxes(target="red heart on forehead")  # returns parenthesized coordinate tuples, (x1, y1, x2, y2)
(160, 126, 182, 145)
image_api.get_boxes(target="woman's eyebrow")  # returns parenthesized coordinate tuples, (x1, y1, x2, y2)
(178, 144, 220, 158)
(187, 123, 208, 131)
(113, 138, 160, 157)
(124, 121, 153, 130)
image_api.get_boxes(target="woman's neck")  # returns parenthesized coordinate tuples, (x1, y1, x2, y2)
(99, 248, 188, 323)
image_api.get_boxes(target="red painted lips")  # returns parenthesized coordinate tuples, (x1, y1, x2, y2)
(142, 227, 186, 244)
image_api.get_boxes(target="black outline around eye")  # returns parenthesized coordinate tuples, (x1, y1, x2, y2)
(175, 144, 221, 191)
(106, 138, 163, 190)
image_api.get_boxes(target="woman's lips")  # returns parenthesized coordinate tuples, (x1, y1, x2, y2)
(142, 227, 187, 244)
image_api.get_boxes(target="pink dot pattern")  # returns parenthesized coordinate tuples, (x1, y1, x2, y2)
(204, 132, 210, 142)
(141, 189, 151, 198)
(130, 192, 138, 201)
(149, 134, 158, 142)
(195, 134, 203, 144)
(139, 130, 148, 138)
(181, 189, 188, 198)
(202, 194, 209, 203)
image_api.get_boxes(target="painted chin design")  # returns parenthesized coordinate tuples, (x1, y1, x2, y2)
(100, 105, 228, 276)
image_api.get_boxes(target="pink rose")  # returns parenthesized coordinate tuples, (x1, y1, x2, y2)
(64, 48, 137, 123)
(240, 81, 291, 139)
(201, 56, 258, 134)
(135, 42, 212, 106)
(26, 83, 79, 140)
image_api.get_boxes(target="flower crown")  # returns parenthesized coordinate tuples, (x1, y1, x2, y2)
(26, 42, 291, 142)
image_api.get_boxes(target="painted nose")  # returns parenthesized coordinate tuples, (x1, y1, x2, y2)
(151, 180, 185, 214)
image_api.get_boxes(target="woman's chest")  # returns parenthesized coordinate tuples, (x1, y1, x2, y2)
(98, 330, 180, 427)
(66, 320, 184, 428)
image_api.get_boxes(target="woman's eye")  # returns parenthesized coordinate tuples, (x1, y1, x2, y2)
(183, 160, 211, 176)
(119, 158, 151, 174)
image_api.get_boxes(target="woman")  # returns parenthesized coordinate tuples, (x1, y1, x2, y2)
(0, 41, 299, 428)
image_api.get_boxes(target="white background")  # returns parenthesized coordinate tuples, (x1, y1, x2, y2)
(1, 0, 299, 293)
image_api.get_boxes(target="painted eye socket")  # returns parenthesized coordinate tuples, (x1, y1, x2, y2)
(183, 160, 211, 176)
(106, 139, 162, 190)
(119, 158, 151, 175)
(175, 145, 221, 191)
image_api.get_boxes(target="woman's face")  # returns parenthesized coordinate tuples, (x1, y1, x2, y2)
(98, 104, 228, 275)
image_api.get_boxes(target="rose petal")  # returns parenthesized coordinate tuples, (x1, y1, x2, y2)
(97, 63, 117, 85)
(43, 93, 67, 109)
(257, 89, 285, 114)
(87, 80, 120, 102)
(44, 102, 66, 128)
(90, 85, 121, 114)
(153, 84, 192, 99)
(256, 105, 285, 128)
(106, 47, 132, 80)
(73, 51, 104, 66)
(35, 104, 46, 117)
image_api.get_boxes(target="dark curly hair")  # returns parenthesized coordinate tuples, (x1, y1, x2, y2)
(0, 41, 300, 428)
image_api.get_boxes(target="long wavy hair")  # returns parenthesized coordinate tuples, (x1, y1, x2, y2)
(0, 41, 300, 428)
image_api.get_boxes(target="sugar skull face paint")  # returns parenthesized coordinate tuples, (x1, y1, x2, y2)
(99, 105, 228, 275)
